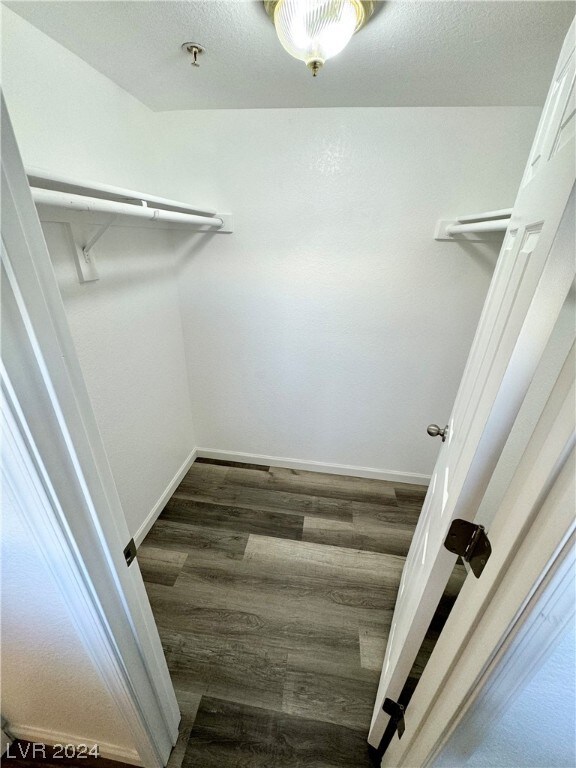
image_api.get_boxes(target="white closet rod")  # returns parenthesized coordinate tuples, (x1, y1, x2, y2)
(435, 208, 512, 240)
(26, 166, 218, 217)
(31, 187, 224, 229)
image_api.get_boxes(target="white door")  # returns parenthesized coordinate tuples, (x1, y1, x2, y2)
(369, 19, 576, 750)
(384, 339, 575, 767)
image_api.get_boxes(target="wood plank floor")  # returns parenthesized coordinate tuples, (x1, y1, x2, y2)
(140, 460, 433, 767)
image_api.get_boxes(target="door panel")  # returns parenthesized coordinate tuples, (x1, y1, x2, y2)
(369, 19, 576, 749)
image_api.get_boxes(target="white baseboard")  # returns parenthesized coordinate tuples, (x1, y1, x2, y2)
(5, 724, 141, 766)
(133, 445, 428, 548)
(195, 448, 430, 486)
(134, 447, 197, 547)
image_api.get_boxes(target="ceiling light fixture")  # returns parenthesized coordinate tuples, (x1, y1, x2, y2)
(265, 0, 373, 76)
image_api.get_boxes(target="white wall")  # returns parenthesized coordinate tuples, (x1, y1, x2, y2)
(1, 489, 138, 761)
(435, 623, 576, 768)
(1, 7, 197, 539)
(44, 223, 197, 539)
(0, 6, 160, 195)
(163, 106, 541, 479)
(2, 9, 543, 494)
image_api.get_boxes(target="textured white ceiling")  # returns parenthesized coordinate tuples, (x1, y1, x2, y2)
(5, 0, 575, 110)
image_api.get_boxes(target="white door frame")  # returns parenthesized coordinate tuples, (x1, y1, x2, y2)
(1, 97, 179, 765)
(382, 336, 575, 767)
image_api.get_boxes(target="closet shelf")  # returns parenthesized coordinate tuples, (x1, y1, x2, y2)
(435, 207, 512, 241)
(27, 167, 233, 284)
(27, 166, 218, 217)
(31, 187, 227, 230)
(27, 166, 233, 233)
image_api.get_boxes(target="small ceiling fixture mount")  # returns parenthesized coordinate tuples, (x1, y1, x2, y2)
(264, 0, 373, 76)
(181, 42, 205, 67)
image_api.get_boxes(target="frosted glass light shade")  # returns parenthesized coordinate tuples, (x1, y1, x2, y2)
(273, 0, 365, 74)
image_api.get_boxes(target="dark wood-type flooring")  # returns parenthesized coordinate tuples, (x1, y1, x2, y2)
(140, 459, 463, 768)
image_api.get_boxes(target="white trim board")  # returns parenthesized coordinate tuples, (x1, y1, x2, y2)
(6, 725, 141, 766)
(1, 96, 178, 767)
(195, 449, 430, 486)
(134, 448, 197, 547)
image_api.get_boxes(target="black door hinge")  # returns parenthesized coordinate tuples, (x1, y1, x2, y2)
(444, 519, 491, 578)
(123, 538, 137, 567)
(383, 698, 405, 739)
(367, 697, 406, 765)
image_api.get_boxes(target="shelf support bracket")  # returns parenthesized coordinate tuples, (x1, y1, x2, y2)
(64, 215, 119, 283)
(63, 222, 100, 283)
(82, 215, 118, 259)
